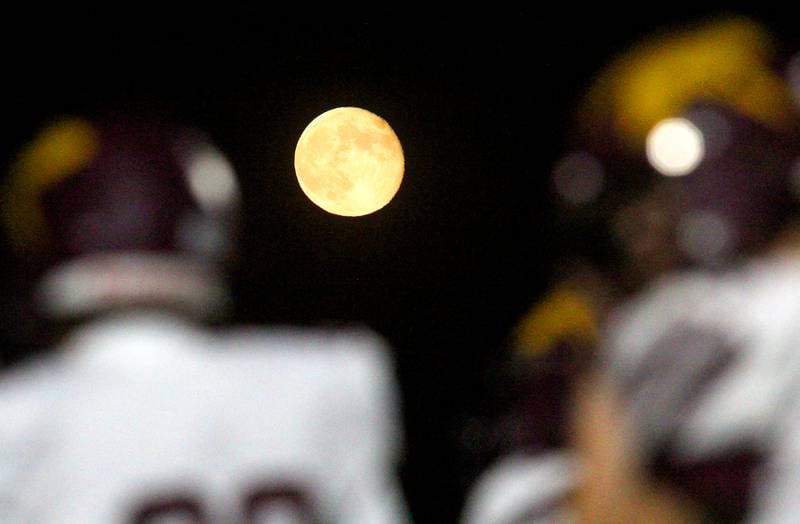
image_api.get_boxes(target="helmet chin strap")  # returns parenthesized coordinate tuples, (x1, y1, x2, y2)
(34, 252, 231, 321)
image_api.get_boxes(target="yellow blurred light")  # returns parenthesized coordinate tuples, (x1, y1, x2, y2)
(513, 288, 598, 358)
(4, 118, 99, 254)
(581, 18, 796, 150)
(646, 118, 705, 176)
(294, 107, 404, 217)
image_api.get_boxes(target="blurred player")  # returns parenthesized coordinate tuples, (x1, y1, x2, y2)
(460, 262, 603, 524)
(461, 136, 623, 524)
(0, 115, 408, 522)
(567, 17, 800, 522)
(465, 15, 800, 523)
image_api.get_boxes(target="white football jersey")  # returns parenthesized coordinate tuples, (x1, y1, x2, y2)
(0, 311, 408, 523)
(604, 255, 800, 521)
(460, 451, 574, 524)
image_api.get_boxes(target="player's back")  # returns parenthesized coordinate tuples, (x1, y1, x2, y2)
(605, 256, 800, 520)
(0, 311, 405, 523)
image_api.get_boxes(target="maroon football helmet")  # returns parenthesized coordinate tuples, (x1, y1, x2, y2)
(3, 114, 240, 320)
(673, 101, 800, 265)
(559, 17, 800, 273)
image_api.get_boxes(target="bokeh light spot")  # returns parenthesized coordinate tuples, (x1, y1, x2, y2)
(646, 118, 705, 177)
(552, 151, 605, 206)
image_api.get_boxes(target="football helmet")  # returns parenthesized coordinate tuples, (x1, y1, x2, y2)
(3, 114, 240, 320)
(554, 16, 800, 272)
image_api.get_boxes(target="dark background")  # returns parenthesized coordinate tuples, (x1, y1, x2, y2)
(0, 10, 795, 522)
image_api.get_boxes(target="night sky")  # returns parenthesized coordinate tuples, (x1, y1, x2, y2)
(0, 10, 796, 521)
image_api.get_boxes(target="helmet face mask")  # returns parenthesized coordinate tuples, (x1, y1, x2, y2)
(4, 115, 240, 321)
(609, 179, 683, 286)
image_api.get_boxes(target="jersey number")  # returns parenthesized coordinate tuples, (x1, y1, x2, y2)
(132, 483, 315, 523)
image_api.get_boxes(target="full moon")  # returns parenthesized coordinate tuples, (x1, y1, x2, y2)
(294, 107, 404, 216)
